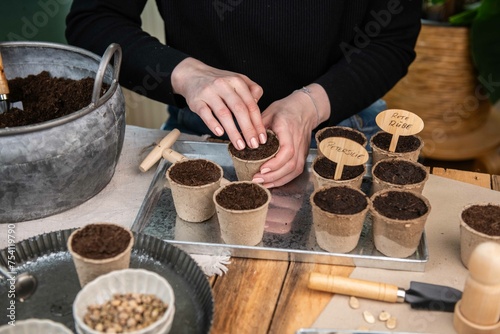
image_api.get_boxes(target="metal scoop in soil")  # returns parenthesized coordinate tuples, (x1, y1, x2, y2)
(0, 52, 23, 113)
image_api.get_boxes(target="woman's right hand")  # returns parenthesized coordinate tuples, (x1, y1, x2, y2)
(171, 57, 267, 150)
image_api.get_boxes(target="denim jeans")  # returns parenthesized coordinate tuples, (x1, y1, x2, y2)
(163, 99, 386, 148)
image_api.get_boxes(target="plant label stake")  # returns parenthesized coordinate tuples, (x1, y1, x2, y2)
(318, 137, 368, 180)
(375, 109, 424, 152)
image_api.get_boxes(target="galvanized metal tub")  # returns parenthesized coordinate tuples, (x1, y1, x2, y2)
(0, 42, 125, 223)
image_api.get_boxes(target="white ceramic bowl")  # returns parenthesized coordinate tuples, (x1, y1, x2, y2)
(0, 319, 72, 334)
(73, 268, 175, 334)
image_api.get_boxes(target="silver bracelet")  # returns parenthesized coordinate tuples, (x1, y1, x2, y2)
(298, 86, 320, 127)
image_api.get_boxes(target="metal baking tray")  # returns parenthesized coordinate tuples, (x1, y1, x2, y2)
(0, 229, 213, 333)
(132, 141, 428, 272)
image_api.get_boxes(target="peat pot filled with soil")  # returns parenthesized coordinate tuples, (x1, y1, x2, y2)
(213, 181, 271, 246)
(371, 188, 431, 258)
(370, 131, 424, 164)
(0, 42, 125, 223)
(311, 155, 366, 190)
(166, 159, 224, 223)
(460, 203, 500, 268)
(67, 223, 134, 287)
(315, 126, 367, 155)
(310, 185, 370, 253)
(372, 158, 429, 194)
(228, 130, 280, 181)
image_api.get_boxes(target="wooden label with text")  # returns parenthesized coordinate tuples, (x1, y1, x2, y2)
(319, 137, 368, 180)
(375, 109, 424, 152)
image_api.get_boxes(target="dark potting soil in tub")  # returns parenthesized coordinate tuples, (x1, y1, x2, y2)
(0, 71, 109, 128)
(462, 204, 500, 236)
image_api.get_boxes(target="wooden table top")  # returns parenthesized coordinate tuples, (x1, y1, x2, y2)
(208, 168, 500, 334)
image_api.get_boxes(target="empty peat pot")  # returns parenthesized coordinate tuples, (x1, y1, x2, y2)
(459, 203, 500, 269)
(370, 131, 424, 164)
(0, 42, 125, 223)
(228, 130, 279, 181)
(310, 185, 370, 253)
(371, 188, 431, 258)
(372, 158, 429, 194)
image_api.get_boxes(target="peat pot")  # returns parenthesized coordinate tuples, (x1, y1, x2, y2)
(0, 42, 125, 223)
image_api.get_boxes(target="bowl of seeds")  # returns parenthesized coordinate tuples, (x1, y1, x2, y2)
(73, 268, 175, 334)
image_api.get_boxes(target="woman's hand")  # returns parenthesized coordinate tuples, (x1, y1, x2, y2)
(252, 84, 330, 188)
(171, 57, 267, 150)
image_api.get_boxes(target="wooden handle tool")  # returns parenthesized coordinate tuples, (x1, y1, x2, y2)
(308, 272, 462, 312)
(0, 52, 11, 100)
(140, 129, 181, 172)
(140, 128, 230, 185)
(308, 273, 403, 303)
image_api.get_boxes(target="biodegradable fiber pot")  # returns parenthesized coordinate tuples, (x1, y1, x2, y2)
(370, 131, 424, 164)
(228, 130, 279, 181)
(371, 158, 429, 194)
(310, 185, 370, 253)
(0, 42, 125, 223)
(67, 223, 134, 287)
(214, 181, 271, 246)
(311, 155, 366, 190)
(371, 188, 431, 258)
(166, 158, 224, 222)
(459, 203, 500, 269)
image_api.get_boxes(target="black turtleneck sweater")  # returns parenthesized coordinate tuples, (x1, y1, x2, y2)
(66, 0, 421, 125)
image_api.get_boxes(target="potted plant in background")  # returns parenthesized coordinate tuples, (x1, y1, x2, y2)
(384, 0, 500, 174)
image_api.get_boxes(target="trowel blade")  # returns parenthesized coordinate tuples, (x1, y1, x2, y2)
(0, 100, 23, 113)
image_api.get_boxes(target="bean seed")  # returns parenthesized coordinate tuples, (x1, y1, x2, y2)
(363, 310, 376, 324)
(386, 316, 397, 329)
(379, 310, 391, 321)
(349, 296, 360, 309)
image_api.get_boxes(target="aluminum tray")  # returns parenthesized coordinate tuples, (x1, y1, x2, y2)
(132, 141, 428, 271)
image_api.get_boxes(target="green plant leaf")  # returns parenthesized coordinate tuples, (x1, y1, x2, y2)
(471, 0, 500, 104)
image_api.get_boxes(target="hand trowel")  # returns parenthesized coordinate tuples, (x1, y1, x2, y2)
(308, 273, 462, 312)
(0, 52, 23, 113)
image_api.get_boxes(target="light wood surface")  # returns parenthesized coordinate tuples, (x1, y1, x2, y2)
(208, 167, 499, 334)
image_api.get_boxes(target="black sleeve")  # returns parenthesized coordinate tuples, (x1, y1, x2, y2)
(316, 0, 422, 125)
(65, 0, 189, 106)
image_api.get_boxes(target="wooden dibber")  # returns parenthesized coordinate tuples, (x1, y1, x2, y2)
(453, 242, 500, 334)
(139, 129, 186, 172)
(375, 109, 424, 152)
(139, 128, 229, 184)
